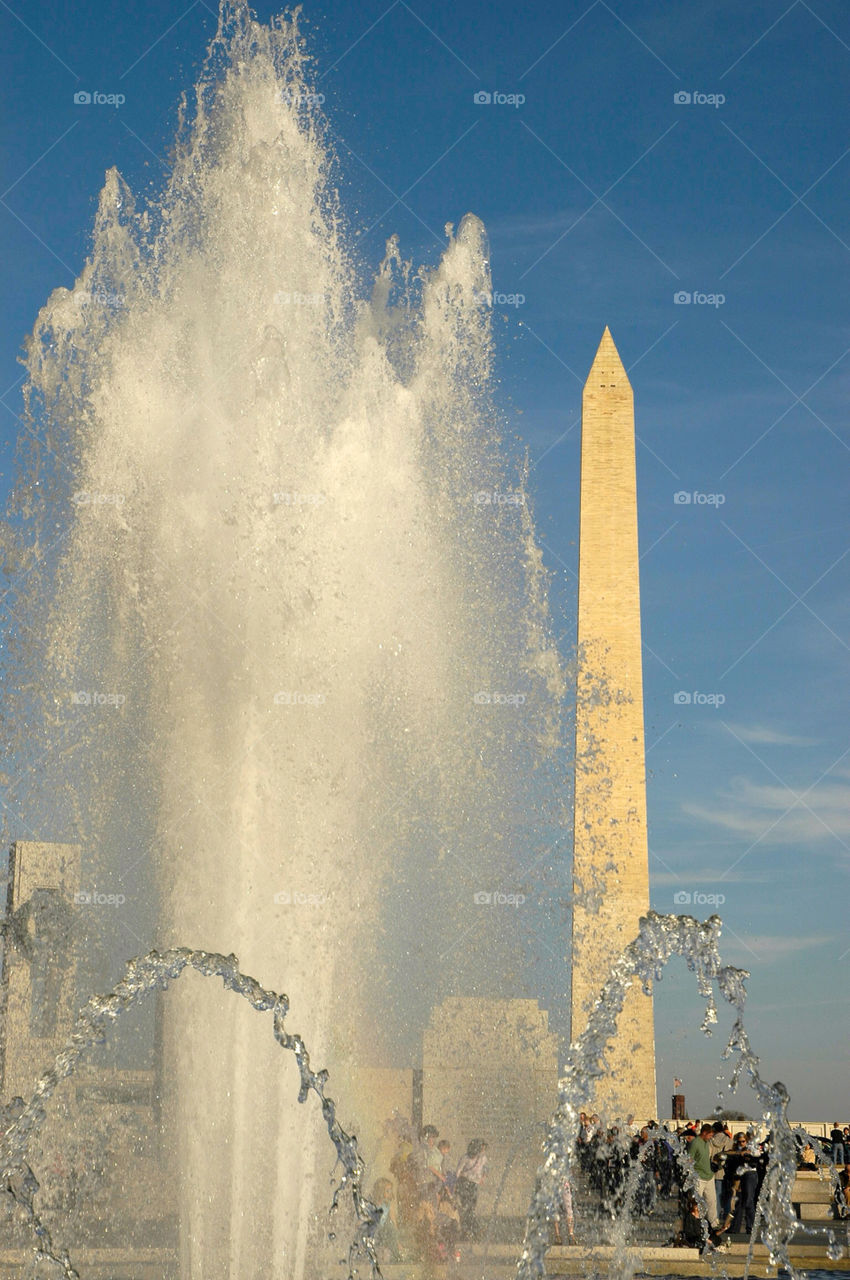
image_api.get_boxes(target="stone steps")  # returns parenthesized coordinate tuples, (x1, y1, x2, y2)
(793, 1169, 843, 1221)
(378, 1241, 850, 1279)
(0, 1249, 175, 1280)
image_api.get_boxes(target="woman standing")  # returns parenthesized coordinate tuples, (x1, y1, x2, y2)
(553, 1173, 577, 1245)
(455, 1139, 488, 1239)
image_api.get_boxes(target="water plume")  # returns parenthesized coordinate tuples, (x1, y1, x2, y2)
(5, 4, 832, 1279)
(0, 948, 380, 1279)
(2, 1, 565, 1274)
(517, 910, 846, 1280)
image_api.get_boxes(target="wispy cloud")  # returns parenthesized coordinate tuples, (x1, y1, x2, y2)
(723, 723, 820, 747)
(751, 994, 850, 1014)
(684, 776, 850, 845)
(650, 868, 770, 887)
(486, 207, 599, 249)
(723, 934, 835, 964)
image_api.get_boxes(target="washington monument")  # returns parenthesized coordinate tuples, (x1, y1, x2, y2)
(571, 327, 657, 1121)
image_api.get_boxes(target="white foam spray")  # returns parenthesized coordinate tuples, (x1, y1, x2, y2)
(5, 3, 565, 1275)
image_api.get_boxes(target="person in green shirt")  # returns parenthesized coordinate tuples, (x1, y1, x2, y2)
(689, 1124, 720, 1229)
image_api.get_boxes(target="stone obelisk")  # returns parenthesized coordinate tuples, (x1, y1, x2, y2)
(570, 327, 657, 1122)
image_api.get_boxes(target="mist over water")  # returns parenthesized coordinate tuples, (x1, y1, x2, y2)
(3, 2, 567, 1274)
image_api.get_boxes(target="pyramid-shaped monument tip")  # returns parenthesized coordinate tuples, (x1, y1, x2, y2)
(586, 325, 629, 387)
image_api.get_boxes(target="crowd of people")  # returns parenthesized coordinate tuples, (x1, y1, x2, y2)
(800, 1122, 850, 1219)
(368, 1112, 849, 1262)
(575, 1112, 850, 1252)
(574, 1114, 773, 1251)
(371, 1119, 489, 1265)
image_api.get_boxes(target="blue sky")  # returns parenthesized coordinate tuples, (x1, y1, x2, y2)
(1, 0, 848, 1118)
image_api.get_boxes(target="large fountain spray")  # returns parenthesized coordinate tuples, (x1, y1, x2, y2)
(3, 2, 566, 1275)
(10, 5, 843, 1279)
